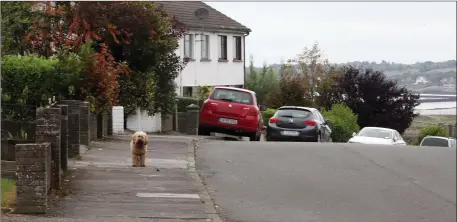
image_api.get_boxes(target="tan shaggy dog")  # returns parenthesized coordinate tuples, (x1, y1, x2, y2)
(130, 131, 148, 167)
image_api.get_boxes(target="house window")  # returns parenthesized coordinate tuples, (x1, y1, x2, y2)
(183, 86, 193, 97)
(184, 34, 193, 58)
(218, 35, 227, 60)
(201, 35, 210, 60)
(233, 36, 242, 60)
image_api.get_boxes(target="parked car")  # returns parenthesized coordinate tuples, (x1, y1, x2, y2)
(198, 86, 265, 141)
(348, 127, 407, 145)
(265, 106, 332, 142)
(419, 136, 456, 147)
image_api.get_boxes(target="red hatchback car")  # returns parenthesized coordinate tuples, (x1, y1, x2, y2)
(198, 86, 265, 141)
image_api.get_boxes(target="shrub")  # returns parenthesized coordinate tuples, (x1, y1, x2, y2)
(176, 97, 204, 112)
(262, 108, 277, 126)
(322, 103, 360, 142)
(418, 125, 448, 144)
(1, 55, 61, 107)
(198, 86, 213, 100)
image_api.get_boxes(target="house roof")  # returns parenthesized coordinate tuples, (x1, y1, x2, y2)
(156, 1, 251, 33)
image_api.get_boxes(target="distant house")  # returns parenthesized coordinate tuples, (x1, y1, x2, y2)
(157, 1, 252, 97)
(413, 76, 429, 85)
(442, 78, 456, 89)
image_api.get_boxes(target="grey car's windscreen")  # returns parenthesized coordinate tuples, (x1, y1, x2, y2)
(421, 138, 450, 147)
(276, 109, 312, 119)
(210, 89, 253, 105)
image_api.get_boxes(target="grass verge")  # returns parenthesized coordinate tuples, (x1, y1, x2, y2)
(1, 178, 16, 208)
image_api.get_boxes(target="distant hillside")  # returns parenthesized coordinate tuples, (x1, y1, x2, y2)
(249, 60, 456, 94)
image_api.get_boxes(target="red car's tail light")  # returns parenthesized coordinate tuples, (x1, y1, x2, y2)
(269, 117, 280, 124)
(247, 108, 258, 116)
(304, 120, 317, 126)
(202, 101, 216, 111)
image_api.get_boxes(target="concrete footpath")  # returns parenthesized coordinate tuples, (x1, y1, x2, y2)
(2, 135, 220, 222)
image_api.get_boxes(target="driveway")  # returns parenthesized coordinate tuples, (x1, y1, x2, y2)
(196, 141, 456, 222)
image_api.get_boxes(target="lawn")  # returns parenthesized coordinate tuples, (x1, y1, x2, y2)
(1, 178, 16, 208)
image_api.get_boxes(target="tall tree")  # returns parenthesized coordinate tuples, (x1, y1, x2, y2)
(289, 42, 329, 102)
(319, 66, 420, 134)
(245, 56, 278, 105)
(1, 1, 38, 56)
(265, 63, 312, 108)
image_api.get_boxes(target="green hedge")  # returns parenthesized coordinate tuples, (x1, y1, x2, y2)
(1, 55, 60, 107)
(418, 125, 448, 144)
(322, 104, 360, 142)
(262, 108, 277, 126)
(176, 97, 204, 112)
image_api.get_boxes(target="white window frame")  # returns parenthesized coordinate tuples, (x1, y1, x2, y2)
(233, 36, 242, 60)
(218, 35, 227, 60)
(184, 34, 194, 59)
(201, 34, 210, 60)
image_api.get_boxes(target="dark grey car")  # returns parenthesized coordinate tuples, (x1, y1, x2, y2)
(266, 106, 332, 142)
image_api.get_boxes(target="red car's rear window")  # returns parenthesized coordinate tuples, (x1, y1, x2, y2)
(210, 88, 254, 105)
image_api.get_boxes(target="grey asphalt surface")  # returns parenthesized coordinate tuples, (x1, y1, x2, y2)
(2, 135, 215, 222)
(196, 141, 456, 222)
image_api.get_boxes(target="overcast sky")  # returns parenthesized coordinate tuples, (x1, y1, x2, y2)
(205, 2, 456, 66)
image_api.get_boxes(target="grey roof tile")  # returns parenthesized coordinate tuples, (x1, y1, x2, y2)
(156, 1, 251, 33)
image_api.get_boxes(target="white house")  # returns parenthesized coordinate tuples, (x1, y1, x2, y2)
(157, 1, 252, 97)
(124, 1, 251, 133)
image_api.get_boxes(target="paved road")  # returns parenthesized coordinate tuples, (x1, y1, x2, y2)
(196, 141, 456, 222)
(3, 135, 218, 222)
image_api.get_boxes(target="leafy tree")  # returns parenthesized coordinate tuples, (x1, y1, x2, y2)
(265, 64, 313, 108)
(0, 1, 38, 56)
(289, 42, 330, 103)
(22, 1, 187, 115)
(318, 66, 420, 134)
(322, 104, 359, 142)
(245, 55, 259, 90)
(245, 56, 278, 105)
(315, 66, 344, 108)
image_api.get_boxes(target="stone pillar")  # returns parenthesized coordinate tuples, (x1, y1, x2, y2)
(185, 104, 200, 135)
(60, 100, 80, 158)
(35, 107, 61, 190)
(56, 105, 68, 171)
(15, 143, 51, 214)
(79, 102, 90, 146)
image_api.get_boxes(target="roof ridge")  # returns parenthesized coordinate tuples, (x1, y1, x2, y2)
(201, 1, 250, 30)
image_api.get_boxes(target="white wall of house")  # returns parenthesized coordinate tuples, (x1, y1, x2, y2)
(112, 106, 125, 135)
(126, 108, 162, 133)
(174, 30, 246, 96)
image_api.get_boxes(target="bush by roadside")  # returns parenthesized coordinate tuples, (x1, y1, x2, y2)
(417, 125, 448, 145)
(322, 104, 360, 142)
(262, 108, 277, 126)
(176, 97, 204, 112)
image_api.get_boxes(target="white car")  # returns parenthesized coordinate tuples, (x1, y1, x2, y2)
(348, 127, 407, 145)
(419, 136, 456, 148)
